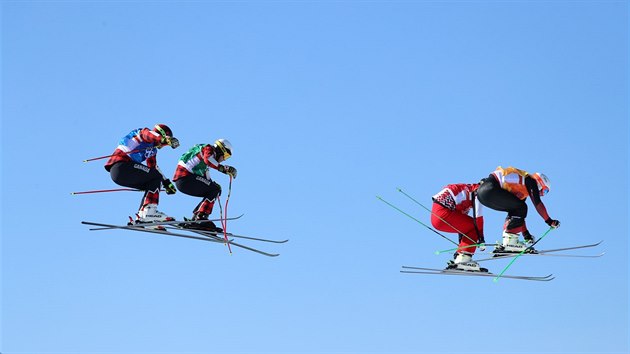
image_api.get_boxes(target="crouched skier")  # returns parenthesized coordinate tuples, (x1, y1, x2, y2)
(173, 139, 238, 232)
(476, 166, 560, 254)
(431, 183, 486, 271)
(104, 124, 179, 223)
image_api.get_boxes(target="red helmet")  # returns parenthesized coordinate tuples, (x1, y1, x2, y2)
(153, 124, 179, 148)
(153, 124, 173, 139)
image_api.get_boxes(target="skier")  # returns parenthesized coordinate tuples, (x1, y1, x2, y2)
(432, 183, 486, 271)
(104, 124, 180, 223)
(476, 166, 560, 253)
(173, 139, 238, 232)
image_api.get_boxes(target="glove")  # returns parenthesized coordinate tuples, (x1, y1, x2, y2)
(163, 179, 177, 195)
(218, 165, 237, 179)
(169, 137, 180, 149)
(546, 218, 561, 228)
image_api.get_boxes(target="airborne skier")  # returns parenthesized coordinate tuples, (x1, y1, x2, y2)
(431, 183, 485, 271)
(476, 166, 561, 253)
(173, 139, 238, 232)
(104, 124, 180, 223)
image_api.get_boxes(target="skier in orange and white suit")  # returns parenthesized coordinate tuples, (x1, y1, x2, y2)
(476, 166, 560, 253)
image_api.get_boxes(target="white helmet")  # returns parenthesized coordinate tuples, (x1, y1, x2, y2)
(533, 172, 551, 196)
(214, 138, 233, 160)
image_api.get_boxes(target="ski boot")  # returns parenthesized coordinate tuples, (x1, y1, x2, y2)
(180, 212, 223, 233)
(134, 204, 175, 230)
(523, 230, 536, 245)
(446, 253, 488, 272)
(493, 232, 537, 255)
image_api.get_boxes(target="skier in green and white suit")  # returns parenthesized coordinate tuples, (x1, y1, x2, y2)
(172, 139, 237, 231)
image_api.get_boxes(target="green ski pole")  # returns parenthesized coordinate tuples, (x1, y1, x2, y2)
(397, 187, 480, 247)
(376, 196, 457, 246)
(493, 227, 554, 282)
(435, 244, 488, 255)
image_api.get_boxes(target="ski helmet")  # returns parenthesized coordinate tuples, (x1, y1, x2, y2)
(214, 138, 233, 160)
(533, 172, 551, 196)
(153, 124, 173, 139)
(153, 124, 179, 148)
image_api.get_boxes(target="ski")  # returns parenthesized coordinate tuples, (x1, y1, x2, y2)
(168, 227, 281, 257)
(82, 221, 226, 243)
(400, 266, 554, 281)
(81, 220, 280, 257)
(170, 226, 289, 244)
(87, 214, 245, 231)
(475, 241, 604, 262)
(476, 252, 605, 262)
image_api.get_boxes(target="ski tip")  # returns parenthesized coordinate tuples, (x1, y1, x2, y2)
(434, 251, 441, 255)
(396, 187, 402, 191)
(493, 278, 500, 283)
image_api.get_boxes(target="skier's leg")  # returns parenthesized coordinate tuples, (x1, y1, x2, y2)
(110, 162, 171, 222)
(176, 175, 222, 231)
(476, 177, 523, 212)
(477, 176, 534, 251)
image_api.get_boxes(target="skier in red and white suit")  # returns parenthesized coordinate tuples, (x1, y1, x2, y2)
(431, 183, 486, 271)
(104, 124, 179, 223)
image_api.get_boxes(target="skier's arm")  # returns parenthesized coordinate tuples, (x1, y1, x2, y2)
(140, 128, 164, 145)
(201, 145, 219, 169)
(474, 197, 484, 241)
(526, 176, 559, 227)
(140, 128, 162, 169)
(526, 176, 549, 219)
(201, 145, 237, 178)
(146, 155, 157, 169)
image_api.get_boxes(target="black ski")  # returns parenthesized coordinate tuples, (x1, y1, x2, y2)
(169, 227, 282, 257)
(81, 220, 280, 257)
(87, 214, 245, 231)
(170, 226, 289, 244)
(82, 221, 226, 243)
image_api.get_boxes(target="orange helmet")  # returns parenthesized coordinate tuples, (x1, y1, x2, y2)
(532, 173, 551, 196)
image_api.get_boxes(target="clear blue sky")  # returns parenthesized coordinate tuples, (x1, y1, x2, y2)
(2, 1, 628, 353)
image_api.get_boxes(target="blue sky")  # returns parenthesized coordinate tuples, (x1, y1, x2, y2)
(1, 1, 628, 353)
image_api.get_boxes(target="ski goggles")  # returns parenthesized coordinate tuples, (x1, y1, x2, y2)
(216, 142, 231, 160)
(154, 126, 179, 149)
(539, 185, 549, 196)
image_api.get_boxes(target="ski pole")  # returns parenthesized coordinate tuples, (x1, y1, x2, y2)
(217, 176, 233, 254)
(397, 188, 481, 248)
(376, 196, 458, 246)
(71, 188, 155, 195)
(435, 244, 491, 256)
(493, 227, 554, 282)
(83, 148, 148, 163)
(222, 175, 234, 254)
